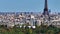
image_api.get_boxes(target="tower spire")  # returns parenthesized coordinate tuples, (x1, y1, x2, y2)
(44, 0, 48, 10)
(43, 0, 49, 15)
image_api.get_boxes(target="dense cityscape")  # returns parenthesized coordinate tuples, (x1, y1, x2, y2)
(0, 12, 60, 28)
(0, 0, 60, 34)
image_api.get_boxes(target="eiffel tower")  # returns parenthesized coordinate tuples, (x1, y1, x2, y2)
(43, 0, 49, 15)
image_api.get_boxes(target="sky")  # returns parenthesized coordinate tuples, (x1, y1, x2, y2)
(0, 0, 60, 13)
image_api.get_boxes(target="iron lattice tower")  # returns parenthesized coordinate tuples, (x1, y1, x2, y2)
(43, 0, 49, 15)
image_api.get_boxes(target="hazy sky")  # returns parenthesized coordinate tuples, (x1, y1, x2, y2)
(0, 0, 60, 12)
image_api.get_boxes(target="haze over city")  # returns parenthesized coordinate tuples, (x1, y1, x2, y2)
(0, 0, 60, 13)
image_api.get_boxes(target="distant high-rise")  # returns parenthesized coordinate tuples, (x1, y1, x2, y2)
(43, 0, 49, 15)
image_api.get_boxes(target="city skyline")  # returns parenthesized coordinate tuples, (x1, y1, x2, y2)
(0, 0, 60, 13)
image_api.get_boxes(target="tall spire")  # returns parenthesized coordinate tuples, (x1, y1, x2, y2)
(44, 0, 48, 10)
(43, 0, 49, 15)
